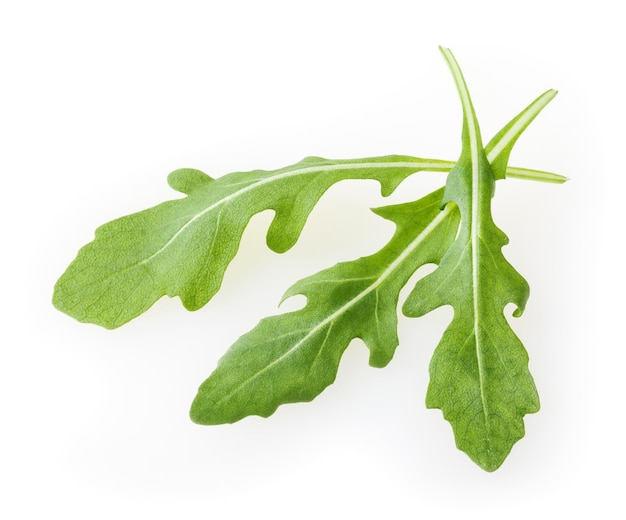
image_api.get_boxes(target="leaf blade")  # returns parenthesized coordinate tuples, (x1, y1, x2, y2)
(53, 156, 454, 329)
(403, 48, 540, 471)
(190, 189, 459, 424)
(53, 121, 563, 332)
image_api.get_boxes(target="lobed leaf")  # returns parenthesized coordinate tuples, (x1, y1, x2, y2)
(53, 154, 562, 330)
(190, 189, 458, 424)
(53, 156, 454, 329)
(402, 48, 540, 471)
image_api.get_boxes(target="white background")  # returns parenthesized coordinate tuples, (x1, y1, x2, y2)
(1, 1, 623, 518)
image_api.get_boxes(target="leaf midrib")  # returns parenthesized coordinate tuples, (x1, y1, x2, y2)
(442, 46, 490, 430)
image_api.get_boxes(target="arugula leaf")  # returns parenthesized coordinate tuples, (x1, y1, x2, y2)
(190, 188, 458, 424)
(402, 48, 540, 471)
(53, 157, 561, 330)
(191, 75, 557, 438)
(53, 156, 452, 329)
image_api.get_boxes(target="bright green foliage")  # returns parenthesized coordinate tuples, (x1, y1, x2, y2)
(53, 48, 565, 471)
(403, 49, 540, 470)
(53, 156, 454, 329)
(190, 189, 458, 424)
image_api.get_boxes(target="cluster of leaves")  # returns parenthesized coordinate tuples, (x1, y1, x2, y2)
(53, 48, 565, 471)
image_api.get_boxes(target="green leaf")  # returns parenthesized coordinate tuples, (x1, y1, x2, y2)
(53, 154, 562, 330)
(402, 48, 540, 471)
(52, 156, 454, 329)
(190, 188, 458, 424)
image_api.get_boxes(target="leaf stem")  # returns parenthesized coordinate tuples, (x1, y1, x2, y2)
(504, 166, 568, 184)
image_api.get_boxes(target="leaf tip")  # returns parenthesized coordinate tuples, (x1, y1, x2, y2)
(188, 401, 207, 425)
(189, 389, 222, 425)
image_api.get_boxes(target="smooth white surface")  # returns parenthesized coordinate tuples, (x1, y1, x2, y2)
(1, 1, 623, 518)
